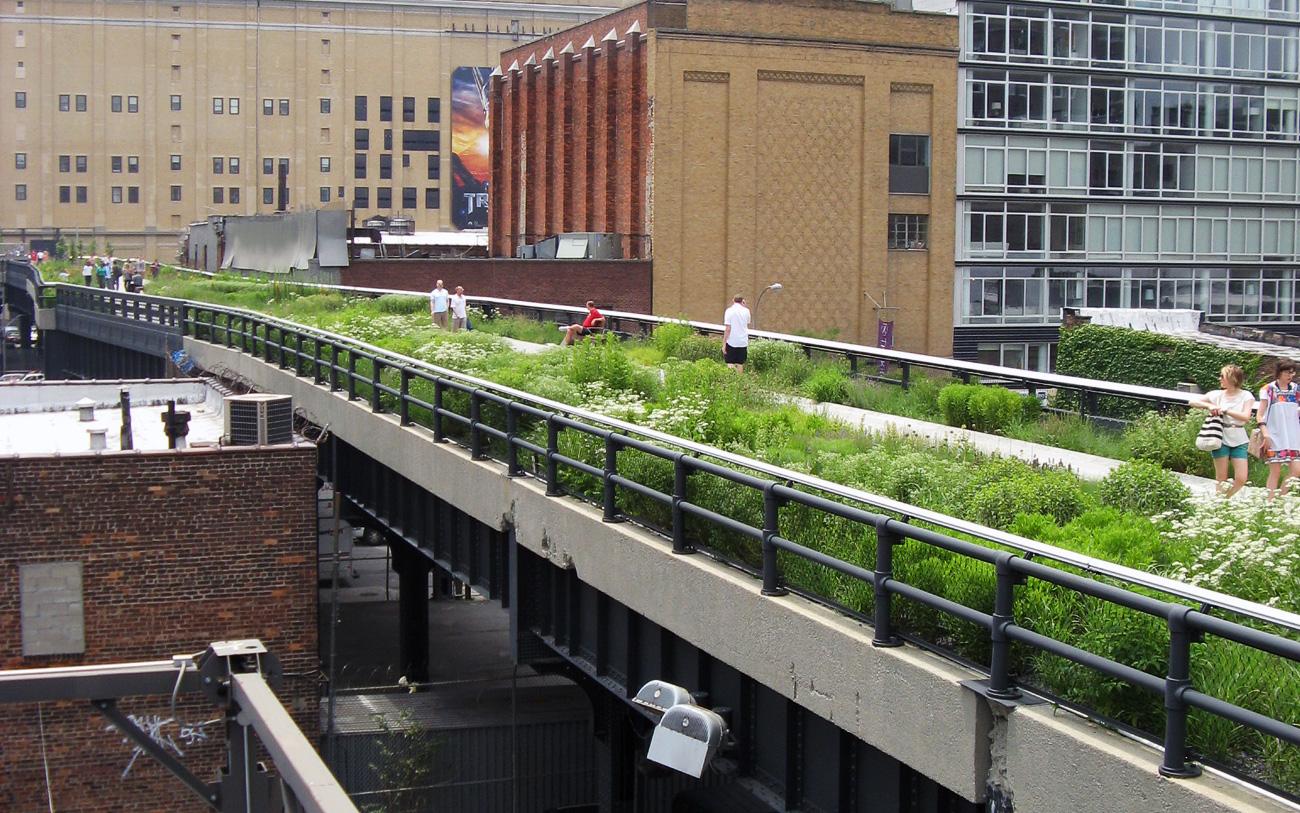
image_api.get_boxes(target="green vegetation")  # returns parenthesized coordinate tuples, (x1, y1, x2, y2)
(123, 272, 1300, 792)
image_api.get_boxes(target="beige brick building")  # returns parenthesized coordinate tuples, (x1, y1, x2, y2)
(0, 0, 617, 259)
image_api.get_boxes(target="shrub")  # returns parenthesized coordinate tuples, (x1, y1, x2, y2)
(968, 466, 1089, 529)
(1123, 410, 1212, 478)
(652, 321, 694, 357)
(374, 293, 427, 314)
(938, 383, 1035, 434)
(1099, 460, 1190, 515)
(803, 366, 850, 403)
(674, 334, 723, 362)
(747, 340, 804, 376)
(568, 333, 638, 392)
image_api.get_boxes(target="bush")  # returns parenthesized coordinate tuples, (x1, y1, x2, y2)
(802, 366, 850, 403)
(747, 340, 805, 376)
(568, 333, 638, 392)
(374, 294, 427, 314)
(1099, 460, 1190, 515)
(1123, 411, 1212, 478)
(938, 383, 1036, 434)
(652, 321, 694, 357)
(968, 466, 1090, 529)
(674, 334, 723, 362)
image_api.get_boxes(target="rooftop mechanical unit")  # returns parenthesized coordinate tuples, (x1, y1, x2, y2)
(224, 394, 294, 446)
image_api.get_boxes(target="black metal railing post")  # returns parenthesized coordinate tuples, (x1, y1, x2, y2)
(469, 390, 485, 460)
(178, 304, 191, 337)
(312, 338, 324, 384)
(602, 433, 620, 523)
(432, 379, 445, 441)
(761, 483, 788, 597)
(988, 555, 1022, 699)
(328, 345, 340, 392)
(545, 416, 562, 496)
(1159, 607, 1203, 778)
(900, 363, 911, 390)
(873, 520, 903, 647)
(671, 454, 692, 554)
(370, 358, 382, 413)
(295, 332, 305, 375)
(399, 368, 412, 426)
(346, 353, 358, 401)
(506, 405, 522, 477)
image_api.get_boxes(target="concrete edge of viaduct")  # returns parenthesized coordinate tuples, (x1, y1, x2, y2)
(185, 337, 1290, 813)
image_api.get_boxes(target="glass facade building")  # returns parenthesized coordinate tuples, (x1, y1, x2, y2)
(956, 0, 1300, 369)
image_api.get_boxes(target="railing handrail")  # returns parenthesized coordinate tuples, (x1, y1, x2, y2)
(46, 281, 1300, 635)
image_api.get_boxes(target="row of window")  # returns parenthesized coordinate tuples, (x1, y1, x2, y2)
(28, 152, 442, 181)
(963, 200, 1300, 261)
(353, 153, 441, 180)
(888, 214, 930, 249)
(354, 129, 441, 152)
(966, 5, 1300, 82)
(1067, 0, 1300, 24)
(16, 185, 182, 204)
(964, 69, 1300, 139)
(352, 187, 441, 209)
(354, 96, 440, 124)
(962, 133, 1300, 201)
(957, 264, 1300, 324)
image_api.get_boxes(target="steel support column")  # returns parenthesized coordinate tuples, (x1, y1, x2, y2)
(393, 542, 432, 684)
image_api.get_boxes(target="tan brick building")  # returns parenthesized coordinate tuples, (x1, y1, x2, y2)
(0, 0, 618, 260)
(491, 0, 958, 354)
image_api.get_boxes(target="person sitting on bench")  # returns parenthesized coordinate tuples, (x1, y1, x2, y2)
(561, 301, 606, 346)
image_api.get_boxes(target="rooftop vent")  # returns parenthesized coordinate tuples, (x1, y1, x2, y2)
(224, 394, 293, 446)
(76, 397, 96, 422)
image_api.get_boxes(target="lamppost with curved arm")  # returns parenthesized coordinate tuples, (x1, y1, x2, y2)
(752, 282, 783, 329)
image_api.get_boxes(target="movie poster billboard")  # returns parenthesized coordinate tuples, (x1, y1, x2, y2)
(451, 66, 492, 230)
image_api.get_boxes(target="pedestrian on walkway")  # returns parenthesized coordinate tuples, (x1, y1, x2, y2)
(450, 286, 467, 332)
(430, 279, 449, 328)
(722, 295, 751, 372)
(81, 259, 94, 286)
(1257, 359, 1300, 499)
(561, 301, 605, 345)
(1192, 364, 1255, 497)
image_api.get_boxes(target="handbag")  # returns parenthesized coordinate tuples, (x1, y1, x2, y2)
(1248, 427, 1267, 459)
(1196, 413, 1224, 451)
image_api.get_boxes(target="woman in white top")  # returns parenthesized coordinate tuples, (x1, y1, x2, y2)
(1257, 359, 1300, 499)
(1192, 364, 1256, 497)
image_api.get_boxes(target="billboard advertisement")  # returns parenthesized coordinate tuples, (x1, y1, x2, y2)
(451, 66, 492, 230)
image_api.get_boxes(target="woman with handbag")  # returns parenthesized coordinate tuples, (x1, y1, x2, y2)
(1193, 364, 1256, 497)
(1256, 359, 1300, 500)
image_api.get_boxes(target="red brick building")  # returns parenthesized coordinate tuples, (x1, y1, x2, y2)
(0, 446, 318, 812)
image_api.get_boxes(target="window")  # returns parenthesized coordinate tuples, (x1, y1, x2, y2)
(170, 94, 182, 111)
(354, 187, 369, 208)
(171, 154, 182, 170)
(338, 185, 345, 198)
(320, 186, 330, 203)
(403, 130, 439, 151)
(111, 186, 122, 204)
(213, 187, 224, 204)
(59, 186, 70, 203)
(128, 186, 138, 203)
(170, 185, 182, 202)
(75, 155, 87, 173)
(16, 2, 23, 13)
(320, 157, 331, 172)
(229, 97, 239, 115)
(111, 95, 122, 112)
(355, 128, 370, 150)
(402, 186, 416, 208)
(427, 154, 440, 179)
(15, 91, 26, 109)
(427, 97, 440, 123)
(278, 157, 289, 176)
(213, 157, 224, 174)
(111, 155, 122, 173)
(14, 29, 23, 47)
(15, 184, 26, 201)
(59, 155, 70, 173)
(171, 125, 181, 142)
(171, 33, 180, 48)
(320, 98, 331, 115)
(212, 97, 223, 114)
(402, 96, 415, 122)
(402, 154, 410, 168)
(355, 95, 367, 121)
(384, 129, 393, 151)
(380, 154, 392, 179)
(229, 157, 240, 174)
(14, 153, 25, 170)
(888, 214, 929, 249)
(321, 70, 331, 85)
(15, 61, 25, 79)
(263, 99, 273, 116)
(320, 128, 330, 143)
(354, 154, 367, 178)
(75, 186, 86, 203)
(379, 95, 392, 122)
(321, 38, 331, 55)
(263, 158, 274, 175)
(75, 94, 85, 112)
(279, 99, 289, 116)
(171, 65, 181, 81)
(425, 188, 439, 209)
(889, 134, 931, 194)
(229, 187, 240, 204)
(263, 187, 274, 204)
(128, 156, 139, 173)
(127, 96, 138, 113)
(59, 94, 70, 112)
(377, 187, 392, 208)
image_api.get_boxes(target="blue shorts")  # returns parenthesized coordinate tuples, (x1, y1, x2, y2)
(1211, 442, 1248, 460)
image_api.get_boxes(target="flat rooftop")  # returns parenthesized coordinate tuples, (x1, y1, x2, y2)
(0, 379, 227, 455)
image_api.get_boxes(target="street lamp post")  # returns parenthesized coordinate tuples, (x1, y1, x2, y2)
(752, 282, 783, 329)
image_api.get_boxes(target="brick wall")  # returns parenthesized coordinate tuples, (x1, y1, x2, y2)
(341, 258, 653, 312)
(0, 446, 318, 812)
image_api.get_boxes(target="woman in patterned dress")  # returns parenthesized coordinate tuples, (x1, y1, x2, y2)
(1256, 359, 1300, 500)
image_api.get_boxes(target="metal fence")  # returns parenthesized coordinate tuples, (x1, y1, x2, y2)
(48, 283, 1300, 792)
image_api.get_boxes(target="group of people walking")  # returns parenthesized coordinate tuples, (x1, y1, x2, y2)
(80, 257, 150, 292)
(1194, 359, 1300, 499)
(428, 280, 469, 331)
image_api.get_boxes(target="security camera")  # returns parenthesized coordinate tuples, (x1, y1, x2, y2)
(634, 680, 729, 779)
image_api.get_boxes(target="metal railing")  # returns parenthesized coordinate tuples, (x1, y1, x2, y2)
(43, 284, 1300, 789)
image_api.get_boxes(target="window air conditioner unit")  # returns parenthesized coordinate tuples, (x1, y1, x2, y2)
(224, 394, 294, 446)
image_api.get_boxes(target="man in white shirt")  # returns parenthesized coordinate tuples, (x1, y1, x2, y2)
(450, 286, 467, 332)
(722, 294, 751, 372)
(429, 280, 449, 328)
(81, 260, 94, 287)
